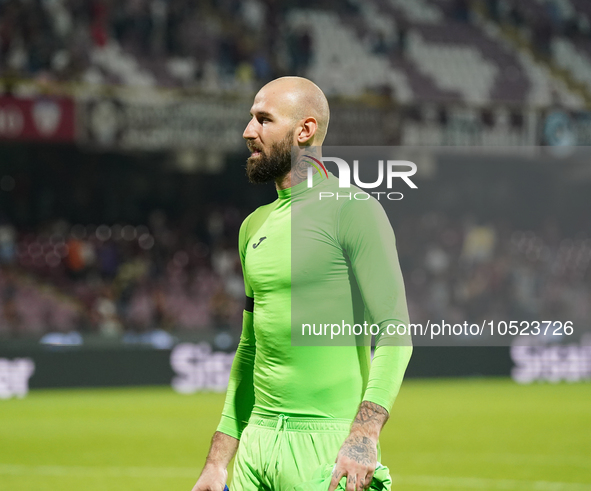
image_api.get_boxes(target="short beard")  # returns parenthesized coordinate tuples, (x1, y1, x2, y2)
(246, 130, 294, 184)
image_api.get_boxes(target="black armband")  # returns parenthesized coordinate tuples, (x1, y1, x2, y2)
(245, 295, 254, 313)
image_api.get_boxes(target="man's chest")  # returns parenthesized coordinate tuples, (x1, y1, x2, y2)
(244, 205, 349, 296)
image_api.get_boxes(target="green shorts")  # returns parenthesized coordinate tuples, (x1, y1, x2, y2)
(232, 414, 351, 491)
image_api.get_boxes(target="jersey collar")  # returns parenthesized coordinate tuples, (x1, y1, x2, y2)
(277, 171, 326, 200)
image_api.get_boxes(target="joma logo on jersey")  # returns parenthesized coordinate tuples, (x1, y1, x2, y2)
(306, 157, 417, 190)
(252, 237, 267, 249)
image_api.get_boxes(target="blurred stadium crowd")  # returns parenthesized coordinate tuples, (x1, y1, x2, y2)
(0, 0, 312, 89)
(399, 213, 591, 335)
(0, 207, 589, 339)
(2, 0, 591, 104)
(0, 206, 246, 338)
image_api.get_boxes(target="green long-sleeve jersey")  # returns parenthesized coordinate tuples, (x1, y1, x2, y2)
(217, 172, 412, 439)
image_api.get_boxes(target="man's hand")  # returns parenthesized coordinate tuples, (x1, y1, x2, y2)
(191, 431, 238, 491)
(329, 432, 377, 491)
(191, 464, 227, 491)
(328, 401, 389, 491)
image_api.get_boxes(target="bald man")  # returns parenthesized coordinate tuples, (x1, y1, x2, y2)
(191, 77, 412, 491)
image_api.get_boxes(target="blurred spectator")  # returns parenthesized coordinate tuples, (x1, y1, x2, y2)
(371, 31, 390, 56)
(461, 222, 497, 265)
(287, 26, 313, 76)
(0, 221, 16, 264)
(453, 0, 470, 23)
(486, 0, 500, 22)
(532, 17, 553, 58)
(93, 285, 122, 337)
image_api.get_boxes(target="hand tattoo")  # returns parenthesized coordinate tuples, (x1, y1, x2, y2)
(340, 434, 376, 466)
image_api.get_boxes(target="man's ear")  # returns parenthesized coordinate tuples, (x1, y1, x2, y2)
(296, 117, 318, 144)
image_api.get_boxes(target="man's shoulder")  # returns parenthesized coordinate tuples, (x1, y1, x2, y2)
(241, 200, 279, 229)
(239, 199, 280, 248)
(318, 178, 385, 217)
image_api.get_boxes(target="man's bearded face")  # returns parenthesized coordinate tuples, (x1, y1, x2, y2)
(246, 129, 295, 184)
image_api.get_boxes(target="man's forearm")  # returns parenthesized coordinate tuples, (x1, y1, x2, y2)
(192, 432, 239, 491)
(204, 431, 239, 469)
(351, 400, 389, 440)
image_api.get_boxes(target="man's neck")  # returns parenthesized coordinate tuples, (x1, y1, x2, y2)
(275, 145, 323, 191)
(275, 172, 294, 190)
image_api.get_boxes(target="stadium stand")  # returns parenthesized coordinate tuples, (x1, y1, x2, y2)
(2, 0, 590, 105)
(481, 0, 591, 103)
(552, 37, 591, 92)
(0, 208, 245, 336)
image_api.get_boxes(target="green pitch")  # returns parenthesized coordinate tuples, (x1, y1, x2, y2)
(0, 379, 589, 491)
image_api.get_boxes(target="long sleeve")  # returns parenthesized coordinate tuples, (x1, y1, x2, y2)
(216, 216, 256, 439)
(216, 311, 256, 439)
(338, 197, 413, 413)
